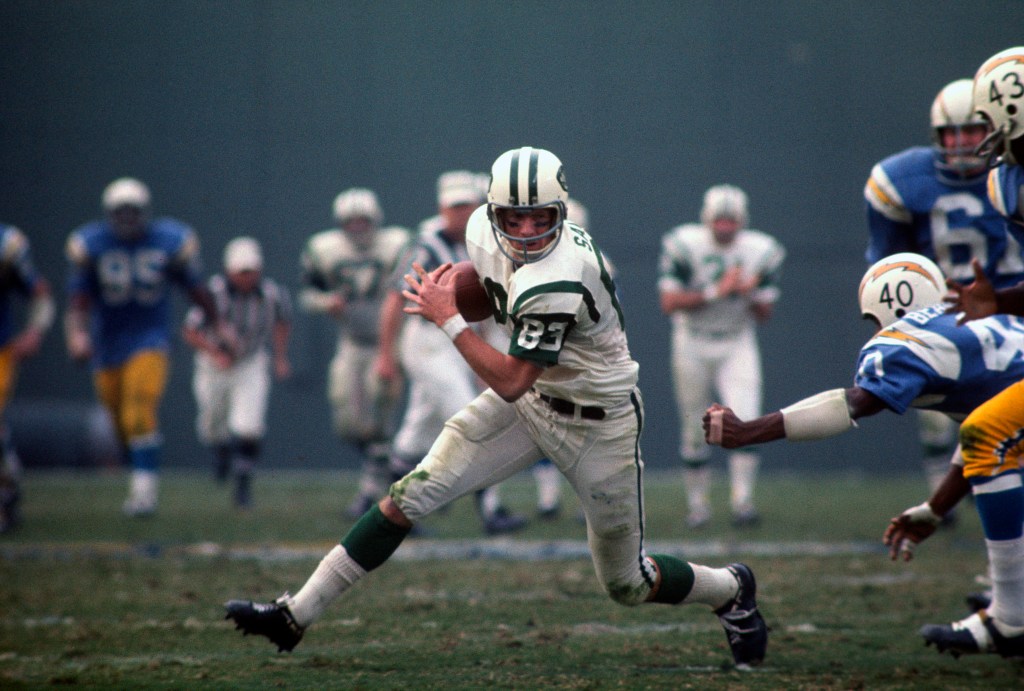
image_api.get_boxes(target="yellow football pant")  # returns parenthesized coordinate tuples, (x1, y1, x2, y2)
(94, 350, 168, 445)
(0, 344, 18, 418)
(960, 379, 1024, 480)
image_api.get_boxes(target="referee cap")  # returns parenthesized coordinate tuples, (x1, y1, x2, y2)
(224, 236, 263, 272)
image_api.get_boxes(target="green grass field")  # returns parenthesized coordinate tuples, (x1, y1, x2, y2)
(2, 468, 1022, 689)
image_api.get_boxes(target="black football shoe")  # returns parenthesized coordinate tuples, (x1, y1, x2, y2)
(922, 610, 1024, 659)
(714, 563, 769, 669)
(224, 596, 304, 652)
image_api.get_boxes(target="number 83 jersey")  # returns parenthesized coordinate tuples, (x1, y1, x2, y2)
(465, 206, 638, 408)
(854, 305, 1024, 419)
(66, 217, 203, 367)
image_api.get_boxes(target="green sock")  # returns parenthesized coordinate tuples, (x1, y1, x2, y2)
(649, 554, 696, 604)
(341, 504, 410, 571)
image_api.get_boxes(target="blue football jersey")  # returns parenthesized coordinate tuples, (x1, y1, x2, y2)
(66, 218, 203, 367)
(864, 146, 1023, 287)
(0, 224, 46, 348)
(854, 305, 1024, 418)
(987, 163, 1024, 237)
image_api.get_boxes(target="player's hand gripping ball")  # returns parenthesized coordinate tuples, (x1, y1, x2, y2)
(445, 261, 492, 322)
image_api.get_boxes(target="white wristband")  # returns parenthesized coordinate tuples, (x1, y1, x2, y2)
(441, 313, 469, 341)
(903, 501, 942, 526)
(702, 285, 719, 302)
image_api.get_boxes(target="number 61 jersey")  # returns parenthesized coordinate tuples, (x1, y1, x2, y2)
(465, 206, 638, 408)
(854, 304, 1024, 419)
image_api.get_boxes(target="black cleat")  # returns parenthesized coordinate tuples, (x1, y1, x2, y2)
(714, 563, 768, 669)
(965, 591, 992, 613)
(536, 504, 561, 521)
(731, 508, 761, 528)
(921, 611, 1024, 659)
(483, 507, 528, 535)
(225, 597, 304, 652)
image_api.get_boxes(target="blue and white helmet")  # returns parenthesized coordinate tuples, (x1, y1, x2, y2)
(486, 146, 568, 263)
(859, 253, 946, 328)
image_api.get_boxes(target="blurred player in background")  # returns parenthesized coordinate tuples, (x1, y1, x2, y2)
(183, 237, 292, 509)
(0, 223, 54, 532)
(226, 146, 768, 670)
(704, 251, 1024, 656)
(658, 185, 785, 528)
(64, 177, 221, 516)
(887, 47, 1024, 660)
(300, 188, 409, 518)
(376, 170, 527, 535)
(864, 78, 1021, 504)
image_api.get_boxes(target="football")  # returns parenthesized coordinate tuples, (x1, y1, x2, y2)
(446, 261, 492, 322)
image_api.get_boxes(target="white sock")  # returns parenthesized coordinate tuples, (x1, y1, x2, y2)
(533, 462, 562, 511)
(286, 545, 367, 627)
(683, 466, 711, 517)
(729, 452, 759, 512)
(682, 564, 739, 609)
(986, 536, 1024, 629)
(478, 485, 500, 519)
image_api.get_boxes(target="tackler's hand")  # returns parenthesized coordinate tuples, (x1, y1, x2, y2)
(703, 403, 741, 447)
(945, 258, 997, 325)
(883, 502, 942, 562)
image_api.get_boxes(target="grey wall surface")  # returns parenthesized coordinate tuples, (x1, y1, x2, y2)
(2, 1, 1022, 474)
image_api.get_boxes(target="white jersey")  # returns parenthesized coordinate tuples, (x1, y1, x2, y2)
(658, 224, 785, 337)
(465, 206, 637, 407)
(300, 225, 409, 345)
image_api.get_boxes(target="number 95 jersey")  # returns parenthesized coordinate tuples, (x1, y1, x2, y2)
(66, 218, 203, 367)
(465, 206, 638, 408)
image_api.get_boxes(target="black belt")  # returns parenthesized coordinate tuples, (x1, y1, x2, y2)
(535, 391, 605, 421)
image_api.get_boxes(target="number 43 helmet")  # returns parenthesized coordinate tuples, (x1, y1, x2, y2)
(486, 146, 568, 263)
(859, 253, 946, 328)
(973, 46, 1024, 166)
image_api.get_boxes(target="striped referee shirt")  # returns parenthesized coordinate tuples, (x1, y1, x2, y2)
(185, 274, 293, 359)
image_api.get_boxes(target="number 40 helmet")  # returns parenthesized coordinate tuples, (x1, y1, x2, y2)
(859, 253, 946, 328)
(486, 146, 569, 264)
(973, 46, 1024, 166)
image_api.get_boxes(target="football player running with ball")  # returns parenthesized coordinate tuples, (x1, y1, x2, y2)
(225, 147, 768, 669)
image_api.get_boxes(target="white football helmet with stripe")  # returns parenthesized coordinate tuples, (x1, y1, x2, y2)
(486, 146, 568, 263)
(973, 46, 1024, 166)
(930, 79, 989, 176)
(700, 184, 748, 227)
(859, 252, 946, 328)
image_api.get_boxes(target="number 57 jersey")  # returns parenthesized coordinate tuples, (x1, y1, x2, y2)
(854, 304, 1024, 419)
(465, 206, 638, 409)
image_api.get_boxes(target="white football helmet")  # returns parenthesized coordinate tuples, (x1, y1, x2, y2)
(486, 146, 568, 263)
(859, 252, 946, 328)
(700, 184, 748, 227)
(333, 188, 383, 226)
(973, 46, 1024, 166)
(102, 177, 151, 211)
(930, 79, 989, 176)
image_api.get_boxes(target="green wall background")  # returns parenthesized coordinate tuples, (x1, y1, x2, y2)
(3, 1, 1023, 473)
